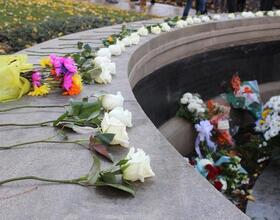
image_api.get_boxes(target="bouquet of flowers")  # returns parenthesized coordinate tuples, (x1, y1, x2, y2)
(226, 74, 262, 119)
(177, 92, 207, 123)
(255, 95, 280, 160)
(0, 54, 83, 102)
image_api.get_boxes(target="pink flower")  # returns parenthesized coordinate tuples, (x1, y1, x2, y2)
(63, 74, 73, 91)
(63, 57, 77, 73)
(32, 72, 42, 87)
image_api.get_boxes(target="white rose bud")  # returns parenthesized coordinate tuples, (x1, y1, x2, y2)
(137, 26, 149, 36)
(108, 107, 133, 127)
(122, 147, 155, 182)
(94, 69, 112, 84)
(212, 14, 221, 20)
(109, 44, 122, 56)
(228, 13, 235, 19)
(201, 15, 210, 22)
(130, 33, 140, 45)
(122, 36, 133, 47)
(193, 17, 202, 24)
(151, 26, 161, 35)
(102, 91, 124, 111)
(187, 17, 194, 25)
(176, 20, 185, 28)
(267, 11, 275, 17)
(101, 113, 129, 147)
(276, 10, 280, 16)
(93, 56, 111, 66)
(161, 22, 171, 32)
(255, 11, 264, 17)
(116, 39, 126, 52)
(96, 48, 111, 59)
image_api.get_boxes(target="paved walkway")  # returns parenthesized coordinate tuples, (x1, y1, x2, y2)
(91, 0, 188, 17)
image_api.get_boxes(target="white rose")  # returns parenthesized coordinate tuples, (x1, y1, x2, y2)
(212, 14, 221, 20)
(267, 11, 275, 17)
(122, 36, 133, 47)
(201, 15, 210, 22)
(151, 26, 161, 35)
(122, 147, 155, 182)
(161, 22, 171, 32)
(228, 13, 235, 19)
(193, 17, 202, 24)
(96, 48, 111, 59)
(255, 11, 264, 17)
(264, 131, 271, 141)
(108, 107, 133, 127)
(102, 91, 124, 111)
(130, 33, 140, 45)
(138, 26, 149, 36)
(176, 20, 185, 28)
(93, 56, 111, 66)
(187, 17, 194, 25)
(101, 113, 129, 147)
(94, 69, 112, 84)
(109, 44, 122, 56)
(116, 39, 126, 52)
(188, 103, 201, 113)
(276, 10, 280, 16)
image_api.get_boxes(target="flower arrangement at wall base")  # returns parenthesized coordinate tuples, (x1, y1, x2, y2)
(177, 74, 278, 211)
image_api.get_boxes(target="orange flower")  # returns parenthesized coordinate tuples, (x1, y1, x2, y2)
(207, 100, 215, 114)
(63, 73, 82, 96)
(217, 131, 233, 146)
(243, 86, 253, 94)
(231, 74, 241, 93)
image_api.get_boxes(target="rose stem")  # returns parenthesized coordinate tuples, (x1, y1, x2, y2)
(0, 120, 56, 127)
(0, 176, 88, 186)
(0, 139, 89, 150)
(0, 105, 68, 113)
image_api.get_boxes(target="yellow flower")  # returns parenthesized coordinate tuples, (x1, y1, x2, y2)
(28, 84, 50, 96)
(262, 109, 271, 119)
(40, 57, 51, 68)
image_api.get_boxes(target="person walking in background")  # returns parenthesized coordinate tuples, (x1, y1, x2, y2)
(226, 0, 237, 12)
(236, 0, 246, 11)
(213, 0, 226, 12)
(260, 0, 275, 10)
(183, 0, 207, 16)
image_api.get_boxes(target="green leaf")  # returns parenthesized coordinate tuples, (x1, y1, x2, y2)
(100, 172, 117, 184)
(95, 181, 135, 196)
(87, 155, 101, 185)
(95, 133, 115, 145)
(53, 111, 69, 126)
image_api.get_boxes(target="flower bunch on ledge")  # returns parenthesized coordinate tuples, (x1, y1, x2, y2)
(177, 74, 277, 210)
(0, 91, 155, 195)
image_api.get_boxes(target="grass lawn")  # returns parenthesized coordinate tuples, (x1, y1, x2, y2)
(0, 0, 156, 53)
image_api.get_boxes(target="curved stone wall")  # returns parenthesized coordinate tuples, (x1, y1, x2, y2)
(2, 16, 280, 219)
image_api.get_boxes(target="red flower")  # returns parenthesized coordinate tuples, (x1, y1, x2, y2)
(214, 180, 223, 191)
(205, 164, 221, 180)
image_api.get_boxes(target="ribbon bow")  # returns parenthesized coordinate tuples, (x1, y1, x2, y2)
(195, 120, 217, 158)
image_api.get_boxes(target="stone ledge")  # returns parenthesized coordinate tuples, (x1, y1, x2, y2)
(2, 16, 279, 219)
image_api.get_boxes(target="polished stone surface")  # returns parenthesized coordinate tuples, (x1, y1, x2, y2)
(2, 15, 279, 219)
(133, 41, 280, 127)
(246, 164, 280, 220)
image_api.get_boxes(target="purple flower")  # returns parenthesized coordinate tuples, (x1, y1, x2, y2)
(63, 73, 73, 91)
(32, 72, 42, 87)
(63, 57, 77, 74)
